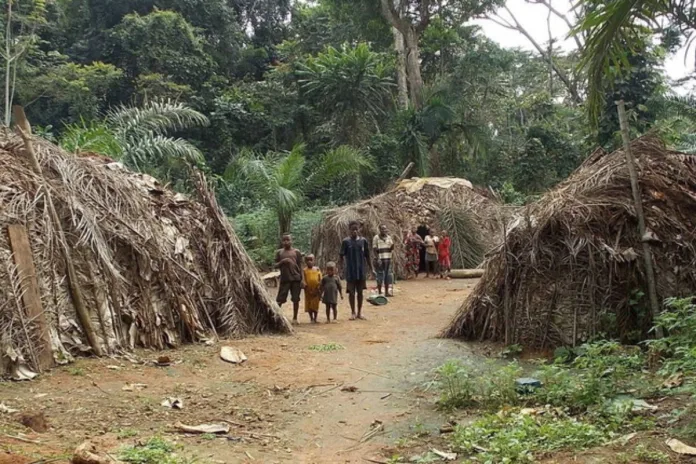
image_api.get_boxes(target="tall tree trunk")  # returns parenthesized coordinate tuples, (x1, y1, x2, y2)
(4, 0, 13, 126)
(392, 0, 408, 110)
(393, 27, 409, 110)
(403, 26, 424, 110)
(380, 0, 425, 110)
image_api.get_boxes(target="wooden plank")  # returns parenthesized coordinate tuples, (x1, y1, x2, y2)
(7, 224, 53, 370)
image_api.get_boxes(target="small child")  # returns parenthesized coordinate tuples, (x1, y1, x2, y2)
(439, 230, 452, 279)
(320, 261, 343, 323)
(303, 254, 322, 323)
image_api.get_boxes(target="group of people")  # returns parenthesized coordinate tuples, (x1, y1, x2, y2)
(274, 221, 451, 325)
(404, 227, 452, 279)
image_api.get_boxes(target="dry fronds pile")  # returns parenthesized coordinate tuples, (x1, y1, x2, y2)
(442, 137, 696, 349)
(0, 132, 290, 378)
(312, 178, 513, 277)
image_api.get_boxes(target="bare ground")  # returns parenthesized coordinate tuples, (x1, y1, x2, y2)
(2, 278, 688, 464)
(0, 278, 480, 463)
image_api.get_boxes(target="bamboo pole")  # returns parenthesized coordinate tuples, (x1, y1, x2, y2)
(13, 105, 103, 355)
(616, 100, 662, 336)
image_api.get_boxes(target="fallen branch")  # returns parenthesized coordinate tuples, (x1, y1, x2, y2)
(349, 367, 393, 380)
(2, 432, 41, 444)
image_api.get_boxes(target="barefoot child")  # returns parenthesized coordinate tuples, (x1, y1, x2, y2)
(439, 230, 452, 279)
(303, 254, 322, 323)
(275, 233, 303, 324)
(320, 261, 343, 323)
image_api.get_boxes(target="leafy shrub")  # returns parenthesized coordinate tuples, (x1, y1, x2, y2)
(120, 437, 190, 464)
(450, 411, 608, 463)
(437, 360, 475, 409)
(532, 341, 649, 413)
(498, 181, 527, 206)
(647, 297, 696, 376)
(633, 444, 670, 464)
(479, 362, 523, 409)
(436, 361, 521, 411)
(233, 207, 323, 268)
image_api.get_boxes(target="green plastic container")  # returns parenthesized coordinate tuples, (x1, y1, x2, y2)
(367, 295, 388, 306)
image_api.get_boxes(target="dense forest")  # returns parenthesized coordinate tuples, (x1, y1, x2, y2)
(2, 0, 695, 262)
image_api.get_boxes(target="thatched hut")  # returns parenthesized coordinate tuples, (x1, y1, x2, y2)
(312, 177, 513, 278)
(0, 131, 290, 379)
(443, 137, 696, 349)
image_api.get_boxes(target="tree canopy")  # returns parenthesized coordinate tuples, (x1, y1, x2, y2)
(0, 0, 692, 255)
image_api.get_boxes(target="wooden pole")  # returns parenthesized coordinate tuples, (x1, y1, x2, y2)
(616, 100, 661, 335)
(392, 162, 415, 187)
(13, 105, 103, 355)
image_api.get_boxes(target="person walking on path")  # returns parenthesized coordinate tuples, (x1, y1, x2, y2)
(373, 224, 395, 296)
(303, 254, 322, 323)
(438, 230, 452, 279)
(404, 227, 423, 279)
(320, 261, 343, 323)
(275, 233, 304, 324)
(339, 221, 372, 320)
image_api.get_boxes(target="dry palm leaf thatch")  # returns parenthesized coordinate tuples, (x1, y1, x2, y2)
(311, 177, 514, 277)
(442, 136, 696, 349)
(0, 131, 290, 377)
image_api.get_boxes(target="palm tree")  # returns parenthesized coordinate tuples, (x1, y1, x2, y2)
(578, 0, 696, 124)
(296, 43, 394, 146)
(61, 100, 209, 175)
(396, 87, 456, 176)
(227, 144, 372, 235)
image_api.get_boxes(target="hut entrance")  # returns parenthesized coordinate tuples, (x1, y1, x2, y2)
(417, 225, 430, 273)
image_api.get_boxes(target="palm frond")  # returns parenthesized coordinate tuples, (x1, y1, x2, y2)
(309, 145, 373, 189)
(123, 134, 205, 168)
(60, 120, 123, 158)
(107, 100, 209, 137)
(273, 144, 306, 192)
(577, 0, 661, 125)
(438, 197, 486, 269)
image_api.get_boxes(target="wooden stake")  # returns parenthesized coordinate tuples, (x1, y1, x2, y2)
(389, 162, 415, 191)
(616, 100, 662, 336)
(13, 105, 103, 355)
(7, 224, 53, 370)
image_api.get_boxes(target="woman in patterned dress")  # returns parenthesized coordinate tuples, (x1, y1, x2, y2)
(404, 227, 424, 279)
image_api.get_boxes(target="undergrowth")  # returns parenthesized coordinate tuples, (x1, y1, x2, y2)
(119, 437, 193, 464)
(309, 342, 344, 352)
(434, 297, 696, 463)
(451, 411, 608, 463)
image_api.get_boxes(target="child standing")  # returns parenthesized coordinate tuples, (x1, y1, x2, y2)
(303, 254, 322, 323)
(320, 261, 343, 323)
(275, 233, 303, 324)
(439, 230, 452, 279)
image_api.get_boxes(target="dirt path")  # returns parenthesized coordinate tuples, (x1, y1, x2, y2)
(0, 278, 479, 464)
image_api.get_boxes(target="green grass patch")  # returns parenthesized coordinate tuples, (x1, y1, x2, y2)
(633, 444, 670, 464)
(434, 333, 695, 462)
(117, 428, 139, 439)
(309, 342, 344, 352)
(451, 410, 609, 463)
(119, 437, 192, 464)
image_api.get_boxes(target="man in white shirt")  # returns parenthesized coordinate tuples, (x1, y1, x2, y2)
(373, 224, 395, 296)
(423, 231, 440, 278)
